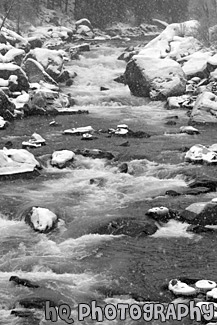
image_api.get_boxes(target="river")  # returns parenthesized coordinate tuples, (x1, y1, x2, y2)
(0, 39, 217, 325)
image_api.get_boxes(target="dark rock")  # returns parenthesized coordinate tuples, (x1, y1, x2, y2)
(165, 120, 177, 125)
(188, 177, 217, 191)
(0, 63, 29, 92)
(119, 141, 130, 147)
(23, 58, 57, 84)
(11, 309, 34, 318)
(114, 75, 126, 84)
(16, 297, 56, 309)
(165, 190, 181, 197)
(127, 130, 150, 138)
(118, 163, 128, 173)
(90, 177, 106, 187)
(0, 88, 15, 119)
(146, 208, 178, 222)
(184, 187, 212, 195)
(75, 149, 114, 160)
(57, 70, 71, 83)
(180, 201, 217, 225)
(65, 78, 74, 86)
(187, 224, 215, 233)
(95, 218, 158, 237)
(9, 276, 39, 288)
(27, 36, 43, 49)
(100, 86, 109, 91)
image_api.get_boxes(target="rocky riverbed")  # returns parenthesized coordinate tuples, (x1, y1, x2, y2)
(1, 18, 217, 325)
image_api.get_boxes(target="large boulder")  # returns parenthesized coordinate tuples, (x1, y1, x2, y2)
(181, 201, 217, 226)
(23, 207, 58, 233)
(0, 48, 25, 65)
(23, 58, 57, 84)
(0, 148, 40, 178)
(190, 92, 217, 123)
(25, 48, 64, 71)
(125, 56, 186, 100)
(0, 63, 29, 91)
(51, 150, 75, 168)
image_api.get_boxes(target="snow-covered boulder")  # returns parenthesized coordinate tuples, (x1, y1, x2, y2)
(23, 58, 57, 84)
(0, 63, 29, 91)
(185, 144, 217, 164)
(25, 48, 64, 71)
(190, 92, 217, 123)
(0, 48, 25, 65)
(0, 148, 40, 178)
(51, 150, 75, 168)
(24, 207, 58, 233)
(125, 56, 186, 100)
(182, 52, 211, 79)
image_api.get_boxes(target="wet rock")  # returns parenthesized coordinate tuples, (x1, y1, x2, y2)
(167, 97, 181, 109)
(23, 206, 58, 233)
(96, 218, 158, 237)
(146, 207, 177, 222)
(27, 36, 43, 49)
(51, 150, 75, 168)
(125, 56, 186, 100)
(64, 126, 94, 135)
(119, 141, 130, 147)
(180, 126, 200, 135)
(90, 177, 106, 187)
(100, 86, 109, 91)
(11, 309, 34, 318)
(0, 63, 29, 92)
(74, 148, 114, 160)
(165, 120, 177, 126)
(184, 187, 212, 195)
(9, 276, 40, 288)
(118, 163, 128, 173)
(65, 78, 74, 86)
(188, 176, 217, 191)
(168, 279, 197, 296)
(15, 297, 56, 309)
(187, 225, 215, 234)
(180, 201, 217, 225)
(165, 190, 181, 197)
(70, 43, 90, 53)
(182, 52, 211, 79)
(185, 144, 217, 164)
(114, 75, 126, 84)
(190, 92, 217, 123)
(57, 70, 73, 83)
(0, 89, 15, 119)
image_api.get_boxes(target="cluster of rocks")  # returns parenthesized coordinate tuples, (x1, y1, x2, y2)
(168, 278, 217, 321)
(122, 19, 217, 124)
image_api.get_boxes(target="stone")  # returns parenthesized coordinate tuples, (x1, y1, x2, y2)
(27, 36, 43, 49)
(167, 97, 181, 109)
(0, 63, 29, 92)
(0, 89, 15, 118)
(185, 144, 217, 164)
(24, 58, 57, 85)
(180, 126, 200, 135)
(51, 150, 75, 168)
(24, 206, 58, 233)
(190, 92, 217, 123)
(75, 18, 93, 31)
(74, 148, 114, 160)
(146, 207, 176, 222)
(0, 48, 25, 65)
(180, 201, 217, 225)
(9, 276, 39, 288)
(125, 56, 186, 100)
(64, 126, 94, 135)
(182, 52, 211, 79)
(76, 25, 94, 38)
(25, 48, 64, 71)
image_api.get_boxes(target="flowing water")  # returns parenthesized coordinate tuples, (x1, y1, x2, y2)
(1, 40, 217, 324)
